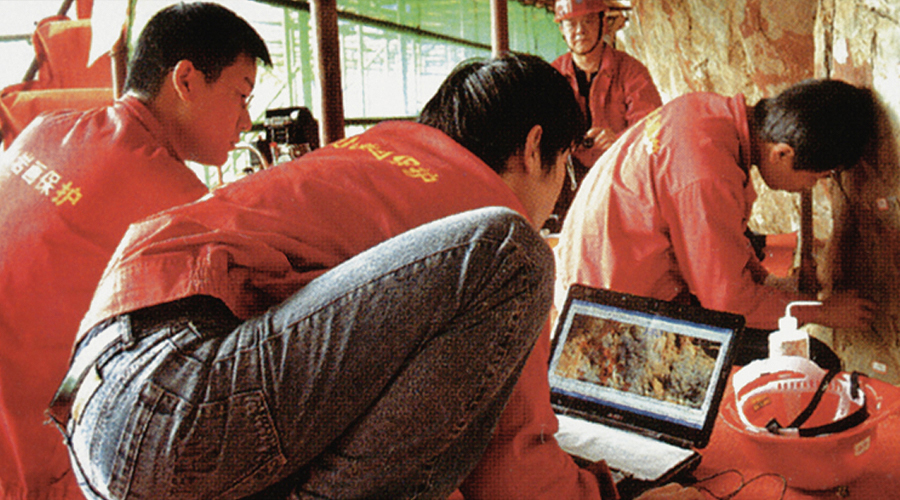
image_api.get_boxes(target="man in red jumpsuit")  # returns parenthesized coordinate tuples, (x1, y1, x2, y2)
(0, 4, 271, 498)
(49, 54, 703, 500)
(555, 80, 878, 368)
(546, 0, 662, 231)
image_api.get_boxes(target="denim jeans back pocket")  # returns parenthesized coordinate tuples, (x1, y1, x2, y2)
(98, 381, 286, 499)
(170, 390, 287, 498)
(104, 381, 187, 499)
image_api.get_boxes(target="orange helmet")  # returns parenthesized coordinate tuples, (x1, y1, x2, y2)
(720, 356, 896, 490)
(554, 0, 608, 23)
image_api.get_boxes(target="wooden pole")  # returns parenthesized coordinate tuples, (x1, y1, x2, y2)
(490, 0, 509, 58)
(310, 0, 345, 144)
(799, 188, 819, 295)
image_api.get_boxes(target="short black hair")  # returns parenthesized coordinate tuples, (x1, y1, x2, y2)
(418, 53, 586, 174)
(125, 2, 272, 99)
(754, 79, 876, 173)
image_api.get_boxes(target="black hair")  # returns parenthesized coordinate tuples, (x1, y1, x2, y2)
(417, 53, 586, 174)
(754, 79, 876, 173)
(125, 2, 272, 99)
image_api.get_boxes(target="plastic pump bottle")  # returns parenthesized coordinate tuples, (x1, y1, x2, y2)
(768, 301, 821, 358)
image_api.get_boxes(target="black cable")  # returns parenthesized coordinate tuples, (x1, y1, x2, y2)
(693, 469, 787, 500)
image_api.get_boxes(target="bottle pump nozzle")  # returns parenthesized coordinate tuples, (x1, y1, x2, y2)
(778, 300, 822, 332)
(769, 301, 822, 358)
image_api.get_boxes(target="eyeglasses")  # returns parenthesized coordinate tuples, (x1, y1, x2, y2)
(560, 16, 601, 32)
(241, 93, 254, 111)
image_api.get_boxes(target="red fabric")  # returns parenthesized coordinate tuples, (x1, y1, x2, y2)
(0, 17, 113, 147)
(1, 89, 114, 147)
(555, 93, 796, 331)
(80, 121, 526, 330)
(31, 17, 112, 90)
(76, 0, 94, 20)
(81, 121, 615, 498)
(0, 96, 208, 499)
(551, 45, 662, 167)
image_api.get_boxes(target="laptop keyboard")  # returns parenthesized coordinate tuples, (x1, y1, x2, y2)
(555, 414, 695, 482)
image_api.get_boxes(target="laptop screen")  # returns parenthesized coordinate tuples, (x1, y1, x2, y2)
(549, 285, 744, 447)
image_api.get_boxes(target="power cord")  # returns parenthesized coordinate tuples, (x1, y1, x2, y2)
(692, 470, 786, 500)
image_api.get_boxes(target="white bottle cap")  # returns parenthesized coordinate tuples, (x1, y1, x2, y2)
(778, 314, 798, 333)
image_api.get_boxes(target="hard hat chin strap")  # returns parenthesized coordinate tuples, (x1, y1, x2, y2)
(764, 370, 869, 437)
(734, 357, 869, 438)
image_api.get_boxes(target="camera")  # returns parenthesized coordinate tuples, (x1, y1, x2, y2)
(251, 107, 320, 170)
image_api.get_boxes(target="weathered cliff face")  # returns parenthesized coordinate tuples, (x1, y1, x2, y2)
(612, 0, 900, 383)
(620, 0, 817, 102)
(617, 0, 824, 240)
(818, 0, 900, 383)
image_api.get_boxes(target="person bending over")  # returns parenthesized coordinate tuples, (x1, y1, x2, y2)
(555, 79, 878, 369)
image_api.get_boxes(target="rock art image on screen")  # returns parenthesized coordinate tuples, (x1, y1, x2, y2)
(554, 314, 720, 409)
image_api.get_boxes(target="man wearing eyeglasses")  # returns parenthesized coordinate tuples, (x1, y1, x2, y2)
(547, 0, 662, 231)
(0, 3, 270, 498)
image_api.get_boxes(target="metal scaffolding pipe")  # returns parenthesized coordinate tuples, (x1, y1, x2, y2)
(112, 0, 139, 99)
(23, 0, 76, 82)
(491, 0, 510, 57)
(111, 27, 128, 98)
(260, 0, 493, 52)
(310, 0, 345, 144)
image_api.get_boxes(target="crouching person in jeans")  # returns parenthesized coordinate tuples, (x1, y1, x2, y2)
(51, 52, 705, 500)
(49, 53, 580, 499)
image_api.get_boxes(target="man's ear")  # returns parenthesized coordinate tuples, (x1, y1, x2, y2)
(171, 60, 201, 102)
(523, 124, 544, 175)
(770, 142, 795, 166)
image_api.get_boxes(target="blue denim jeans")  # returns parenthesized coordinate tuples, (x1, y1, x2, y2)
(63, 207, 553, 500)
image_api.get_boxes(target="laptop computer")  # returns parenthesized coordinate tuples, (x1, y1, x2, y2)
(549, 285, 744, 499)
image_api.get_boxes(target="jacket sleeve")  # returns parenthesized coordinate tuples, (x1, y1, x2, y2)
(619, 56, 662, 128)
(457, 324, 617, 500)
(663, 177, 795, 330)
